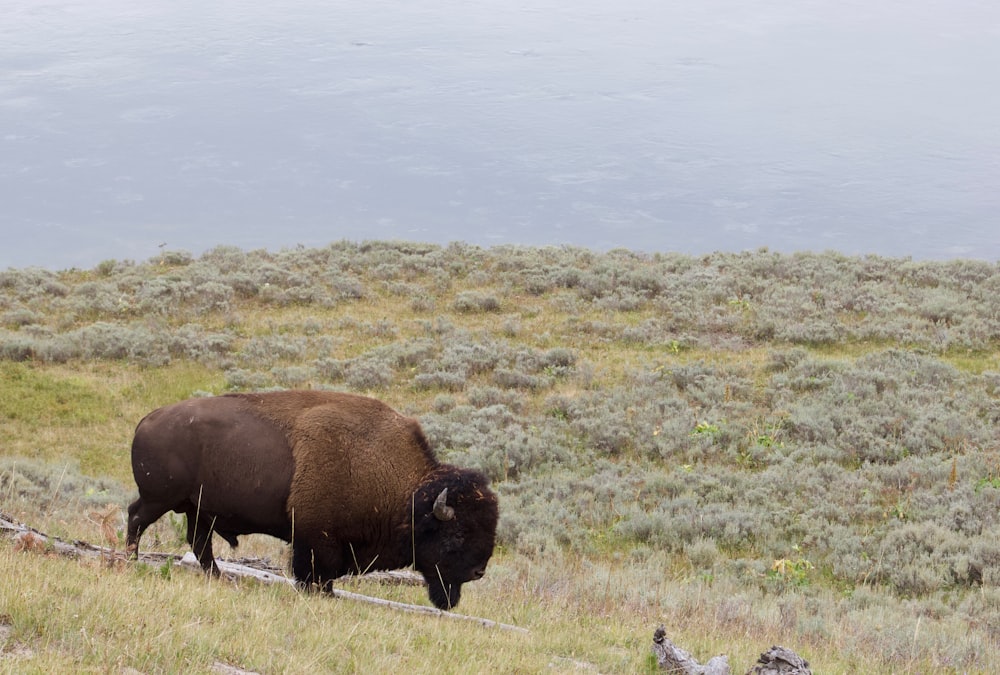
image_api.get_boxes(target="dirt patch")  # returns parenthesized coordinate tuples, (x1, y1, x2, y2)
(0, 616, 35, 661)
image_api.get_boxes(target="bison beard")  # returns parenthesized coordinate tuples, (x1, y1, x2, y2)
(125, 391, 499, 610)
(428, 576, 461, 611)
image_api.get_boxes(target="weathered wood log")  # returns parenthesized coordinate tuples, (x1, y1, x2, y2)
(1, 511, 425, 582)
(176, 551, 295, 585)
(652, 626, 811, 675)
(175, 551, 528, 633)
(1, 511, 527, 634)
(744, 646, 812, 675)
(652, 625, 731, 674)
(211, 661, 260, 675)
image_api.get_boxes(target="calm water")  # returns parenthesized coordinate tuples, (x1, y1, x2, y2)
(2, 0, 998, 269)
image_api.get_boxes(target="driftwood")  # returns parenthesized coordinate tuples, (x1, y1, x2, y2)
(0, 511, 526, 634)
(743, 646, 812, 675)
(2, 510, 131, 562)
(652, 626, 812, 675)
(652, 626, 731, 674)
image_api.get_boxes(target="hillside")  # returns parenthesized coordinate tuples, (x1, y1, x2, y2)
(2, 242, 999, 672)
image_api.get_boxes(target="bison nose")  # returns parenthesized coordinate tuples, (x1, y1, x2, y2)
(471, 566, 486, 580)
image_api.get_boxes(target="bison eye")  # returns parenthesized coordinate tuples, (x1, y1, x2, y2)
(442, 533, 465, 553)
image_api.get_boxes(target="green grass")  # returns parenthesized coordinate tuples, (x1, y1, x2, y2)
(0, 362, 111, 427)
(0, 361, 222, 481)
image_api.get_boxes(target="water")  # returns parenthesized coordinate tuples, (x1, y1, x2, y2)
(2, 0, 998, 269)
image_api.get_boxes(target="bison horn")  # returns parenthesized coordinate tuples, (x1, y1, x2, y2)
(433, 488, 455, 521)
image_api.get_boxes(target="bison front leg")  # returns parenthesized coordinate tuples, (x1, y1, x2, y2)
(291, 543, 346, 591)
(186, 511, 221, 576)
(292, 544, 318, 588)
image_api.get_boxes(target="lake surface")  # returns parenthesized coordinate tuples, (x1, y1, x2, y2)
(2, 0, 998, 269)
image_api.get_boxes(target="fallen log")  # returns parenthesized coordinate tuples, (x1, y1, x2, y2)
(744, 646, 812, 675)
(2, 511, 122, 560)
(652, 626, 812, 675)
(1, 511, 527, 634)
(652, 625, 731, 674)
(176, 552, 528, 633)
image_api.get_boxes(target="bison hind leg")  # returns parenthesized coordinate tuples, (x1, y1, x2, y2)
(185, 511, 220, 576)
(126, 496, 173, 561)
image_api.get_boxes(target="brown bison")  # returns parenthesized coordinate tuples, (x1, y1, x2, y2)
(126, 390, 498, 610)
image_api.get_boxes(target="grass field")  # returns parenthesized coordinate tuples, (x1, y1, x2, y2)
(2, 242, 1000, 672)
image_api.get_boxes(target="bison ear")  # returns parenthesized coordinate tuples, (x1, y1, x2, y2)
(433, 488, 455, 521)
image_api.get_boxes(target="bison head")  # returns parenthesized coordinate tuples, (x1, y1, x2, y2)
(408, 468, 498, 610)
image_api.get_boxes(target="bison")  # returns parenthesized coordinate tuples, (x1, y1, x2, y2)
(126, 390, 498, 610)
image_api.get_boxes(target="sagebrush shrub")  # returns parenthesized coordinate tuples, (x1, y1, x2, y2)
(344, 359, 394, 390)
(413, 371, 467, 392)
(453, 290, 501, 313)
(1, 308, 42, 327)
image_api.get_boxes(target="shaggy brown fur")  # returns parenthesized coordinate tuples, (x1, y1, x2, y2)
(238, 391, 439, 567)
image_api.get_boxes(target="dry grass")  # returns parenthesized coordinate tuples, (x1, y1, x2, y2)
(3, 526, 995, 673)
(0, 542, 644, 673)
